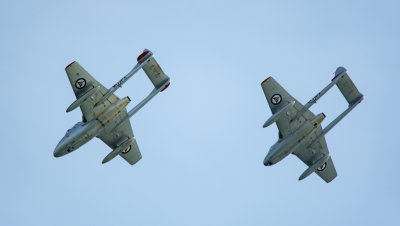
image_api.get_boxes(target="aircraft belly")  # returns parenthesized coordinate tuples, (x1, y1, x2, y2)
(292, 128, 320, 154)
(97, 97, 130, 126)
(55, 120, 103, 156)
(97, 109, 128, 139)
(266, 140, 294, 165)
(73, 120, 102, 148)
(268, 114, 325, 165)
(272, 149, 291, 164)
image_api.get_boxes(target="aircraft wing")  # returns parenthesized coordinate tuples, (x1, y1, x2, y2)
(97, 109, 142, 165)
(261, 77, 315, 139)
(293, 127, 337, 183)
(65, 61, 120, 122)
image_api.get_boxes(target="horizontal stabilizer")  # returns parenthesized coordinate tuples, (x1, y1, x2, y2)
(317, 67, 364, 136)
(95, 50, 154, 106)
(299, 154, 330, 181)
(140, 51, 170, 91)
(291, 68, 347, 121)
(102, 137, 134, 164)
(334, 67, 364, 105)
(66, 86, 100, 112)
(263, 101, 295, 128)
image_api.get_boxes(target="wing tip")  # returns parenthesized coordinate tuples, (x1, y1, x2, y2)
(327, 174, 337, 183)
(65, 61, 76, 70)
(137, 49, 151, 62)
(160, 82, 170, 92)
(332, 66, 347, 81)
(261, 76, 272, 85)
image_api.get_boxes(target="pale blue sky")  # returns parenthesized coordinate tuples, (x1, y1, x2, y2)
(1, 0, 399, 225)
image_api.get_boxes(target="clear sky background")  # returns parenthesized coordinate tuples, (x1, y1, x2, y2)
(1, 0, 399, 225)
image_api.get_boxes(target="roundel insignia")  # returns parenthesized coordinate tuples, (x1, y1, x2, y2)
(121, 145, 131, 154)
(317, 162, 327, 171)
(271, 94, 282, 105)
(75, 78, 86, 89)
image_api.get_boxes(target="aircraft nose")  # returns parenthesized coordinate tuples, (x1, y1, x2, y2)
(263, 160, 272, 166)
(53, 140, 67, 157)
(53, 151, 61, 157)
(263, 154, 272, 166)
(53, 146, 63, 157)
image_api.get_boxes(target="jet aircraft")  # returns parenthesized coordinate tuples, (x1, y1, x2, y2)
(261, 67, 363, 182)
(54, 49, 170, 165)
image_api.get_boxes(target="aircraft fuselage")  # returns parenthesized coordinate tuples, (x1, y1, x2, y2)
(53, 120, 102, 157)
(54, 97, 130, 157)
(263, 113, 325, 166)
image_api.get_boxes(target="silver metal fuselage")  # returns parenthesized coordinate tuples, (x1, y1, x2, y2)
(263, 113, 325, 166)
(54, 97, 130, 157)
(53, 120, 102, 157)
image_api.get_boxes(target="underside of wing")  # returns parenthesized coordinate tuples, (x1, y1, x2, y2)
(261, 77, 315, 138)
(293, 127, 337, 183)
(315, 157, 337, 183)
(65, 61, 120, 122)
(97, 109, 142, 165)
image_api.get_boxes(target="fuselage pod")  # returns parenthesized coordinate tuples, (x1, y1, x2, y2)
(54, 97, 131, 158)
(97, 97, 130, 126)
(53, 120, 102, 157)
(263, 113, 325, 166)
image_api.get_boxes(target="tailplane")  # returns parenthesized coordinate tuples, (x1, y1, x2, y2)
(334, 67, 364, 105)
(138, 49, 170, 91)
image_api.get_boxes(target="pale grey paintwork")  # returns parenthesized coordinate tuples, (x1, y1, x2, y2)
(262, 100, 295, 128)
(263, 113, 326, 165)
(261, 67, 363, 183)
(66, 86, 100, 112)
(96, 50, 153, 106)
(53, 49, 170, 165)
